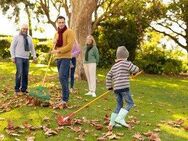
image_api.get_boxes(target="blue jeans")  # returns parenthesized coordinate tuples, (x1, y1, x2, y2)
(15, 57, 29, 92)
(70, 57, 76, 88)
(56, 58, 70, 102)
(114, 89, 134, 113)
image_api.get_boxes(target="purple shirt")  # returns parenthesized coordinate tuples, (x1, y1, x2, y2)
(72, 41, 80, 57)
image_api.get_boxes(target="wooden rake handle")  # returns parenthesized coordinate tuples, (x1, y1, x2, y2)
(42, 44, 56, 86)
(72, 90, 111, 116)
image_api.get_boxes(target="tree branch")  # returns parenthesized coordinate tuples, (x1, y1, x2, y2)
(157, 22, 186, 38)
(150, 26, 187, 50)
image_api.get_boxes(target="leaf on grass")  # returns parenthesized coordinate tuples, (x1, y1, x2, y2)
(0, 134, 5, 140)
(26, 136, 35, 141)
(97, 136, 107, 141)
(184, 126, 188, 131)
(75, 132, 85, 141)
(148, 133, 161, 141)
(127, 116, 140, 127)
(42, 116, 50, 122)
(68, 126, 82, 133)
(104, 114, 109, 125)
(43, 126, 58, 137)
(153, 128, 161, 132)
(15, 138, 21, 141)
(108, 134, 120, 140)
(167, 119, 184, 128)
(7, 120, 15, 130)
(133, 133, 144, 141)
(143, 131, 161, 141)
(0, 117, 5, 121)
(72, 118, 83, 125)
(116, 132, 124, 136)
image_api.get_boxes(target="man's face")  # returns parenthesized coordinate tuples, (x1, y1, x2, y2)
(21, 27, 28, 35)
(57, 18, 65, 29)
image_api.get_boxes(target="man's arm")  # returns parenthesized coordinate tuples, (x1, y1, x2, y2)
(10, 36, 18, 63)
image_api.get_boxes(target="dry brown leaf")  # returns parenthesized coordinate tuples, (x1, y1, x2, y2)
(97, 136, 107, 141)
(0, 134, 5, 140)
(116, 132, 124, 136)
(7, 120, 15, 130)
(133, 133, 144, 141)
(72, 119, 83, 125)
(108, 134, 120, 140)
(15, 138, 21, 141)
(148, 133, 161, 141)
(184, 126, 188, 131)
(0, 117, 5, 121)
(153, 128, 161, 132)
(43, 126, 58, 137)
(27, 136, 35, 141)
(75, 132, 85, 141)
(68, 126, 82, 133)
(104, 114, 109, 125)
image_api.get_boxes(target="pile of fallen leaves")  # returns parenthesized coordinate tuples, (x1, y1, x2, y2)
(166, 119, 188, 131)
(133, 131, 161, 141)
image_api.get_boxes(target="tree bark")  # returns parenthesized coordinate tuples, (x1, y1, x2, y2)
(70, 0, 97, 80)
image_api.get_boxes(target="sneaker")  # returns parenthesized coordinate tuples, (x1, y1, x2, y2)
(91, 92, 96, 97)
(85, 91, 92, 96)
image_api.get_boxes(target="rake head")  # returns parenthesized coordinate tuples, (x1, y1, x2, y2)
(29, 85, 50, 101)
(57, 113, 74, 126)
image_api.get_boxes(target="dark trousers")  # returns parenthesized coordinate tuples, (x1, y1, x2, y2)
(70, 57, 76, 88)
(57, 58, 70, 102)
(15, 57, 29, 92)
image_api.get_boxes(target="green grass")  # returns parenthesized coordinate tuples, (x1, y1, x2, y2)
(0, 61, 188, 141)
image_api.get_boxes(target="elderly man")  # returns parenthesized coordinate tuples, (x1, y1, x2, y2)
(51, 16, 75, 108)
(10, 24, 37, 95)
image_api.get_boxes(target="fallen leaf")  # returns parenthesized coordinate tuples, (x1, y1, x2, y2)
(133, 133, 144, 141)
(0, 134, 5, 140)
(15, 138, 21, 141)
(108, 134, 120, 140)
(104, 114, 109, 125)
(0, 117, 5, 121)
(184, 126, 188, 131)
(68, 126, 82, 133)
(153, 128, 161, 132)
(27, 136, 35, 141)
(97, 136, 107, 141)
(42, 116, 50, 122)
(43, 126, 58, 137)
(148, 133, 161, 141)
(116, 132, 124, 136)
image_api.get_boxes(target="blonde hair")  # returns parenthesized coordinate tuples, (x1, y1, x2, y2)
(85, 35, 96, 45)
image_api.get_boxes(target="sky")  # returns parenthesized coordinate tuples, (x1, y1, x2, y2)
(0, 0, 181, 39)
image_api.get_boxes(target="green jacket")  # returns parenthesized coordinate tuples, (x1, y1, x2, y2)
(83, 45, 99, 64)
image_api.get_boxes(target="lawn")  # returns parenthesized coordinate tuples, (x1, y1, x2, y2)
(0, 61, 188, 141)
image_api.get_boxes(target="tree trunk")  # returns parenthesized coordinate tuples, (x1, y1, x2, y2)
(70, 0, 97, 80)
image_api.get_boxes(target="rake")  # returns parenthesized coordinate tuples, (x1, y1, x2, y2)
(57, 70, 144, 126)
(29, 46, 55, 102)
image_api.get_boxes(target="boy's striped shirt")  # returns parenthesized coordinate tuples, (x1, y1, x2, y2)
(106, 60, 139, 90)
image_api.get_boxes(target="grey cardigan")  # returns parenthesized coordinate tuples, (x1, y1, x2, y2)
(10, 34, 36, 59)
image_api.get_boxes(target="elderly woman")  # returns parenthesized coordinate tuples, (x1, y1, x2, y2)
(83, 35, 99, 97)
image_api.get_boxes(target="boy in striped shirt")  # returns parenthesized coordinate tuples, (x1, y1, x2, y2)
(106, 46, 139, 130)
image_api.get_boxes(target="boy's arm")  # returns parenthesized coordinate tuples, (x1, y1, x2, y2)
(128, 62, 139, 74)
(106, 70, 113, 90)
